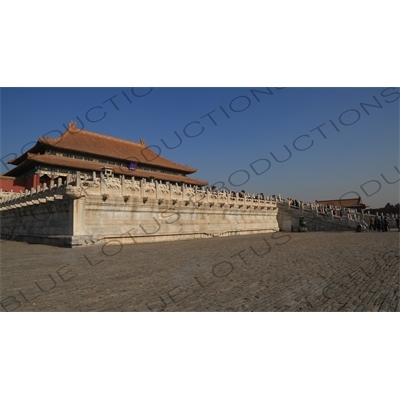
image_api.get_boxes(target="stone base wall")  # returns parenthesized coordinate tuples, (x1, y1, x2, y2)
(71, 195, 279, 246)
(6, 172, 396, 247)
(1, 173, 279, 247)
(0, 200, 72, 245)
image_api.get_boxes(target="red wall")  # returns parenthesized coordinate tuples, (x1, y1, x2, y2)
(0, 177, 27, 192)
(0, 173, 53, 191)
(25, 174, 35, 189)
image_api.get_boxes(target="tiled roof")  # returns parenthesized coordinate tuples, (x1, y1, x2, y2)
(5, 153, 208, 186)
(315, 198, 369, 208)
(3, 157, 33, 176)
(9, 123, 197, 174)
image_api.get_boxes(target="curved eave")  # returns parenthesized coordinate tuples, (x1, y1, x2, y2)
(8, 153, 208, 186)
(8, 142, 44, 165)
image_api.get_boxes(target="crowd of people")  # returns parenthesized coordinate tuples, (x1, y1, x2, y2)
(369, 215, 389, 231)
(287, 198, 300, 207)
(370, 216, 400, 232)
(233, 191, 267, 200)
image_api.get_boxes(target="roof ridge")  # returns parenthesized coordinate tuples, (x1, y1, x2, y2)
(316, 198, 361, 201)
(73, 131, 191, 169)
(42, 126, 146, 148)
(74, 129, 147, 147)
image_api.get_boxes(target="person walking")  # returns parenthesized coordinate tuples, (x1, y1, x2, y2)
(369, 217, 374, 231)
(376, 217, 381, 232)
(383, 217, 389, 232)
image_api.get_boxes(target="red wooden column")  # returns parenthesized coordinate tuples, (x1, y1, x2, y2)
(33, 173, 40, 188)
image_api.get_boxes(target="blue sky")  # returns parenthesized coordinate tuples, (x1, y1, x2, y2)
(1, 87, 399, 208)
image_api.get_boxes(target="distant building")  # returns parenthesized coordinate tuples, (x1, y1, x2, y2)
(1, 121, 208, 191)
(315, 197, 369, 212)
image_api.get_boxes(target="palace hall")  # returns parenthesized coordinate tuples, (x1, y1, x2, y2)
(0, 121, 208, 191)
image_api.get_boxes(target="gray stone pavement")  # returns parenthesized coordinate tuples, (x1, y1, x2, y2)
(1, 231, 399, 311)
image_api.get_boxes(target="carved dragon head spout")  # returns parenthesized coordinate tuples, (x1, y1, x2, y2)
(65, 185, 86, 199)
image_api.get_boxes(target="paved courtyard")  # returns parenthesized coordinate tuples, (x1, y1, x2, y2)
(1, 231, 399, 312)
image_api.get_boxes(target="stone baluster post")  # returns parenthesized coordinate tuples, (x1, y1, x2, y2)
(182, 183, 186, 200)
(140, 179, 145, 198)
(121, 175, 125, 196)
(100, 172, 106, 194)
